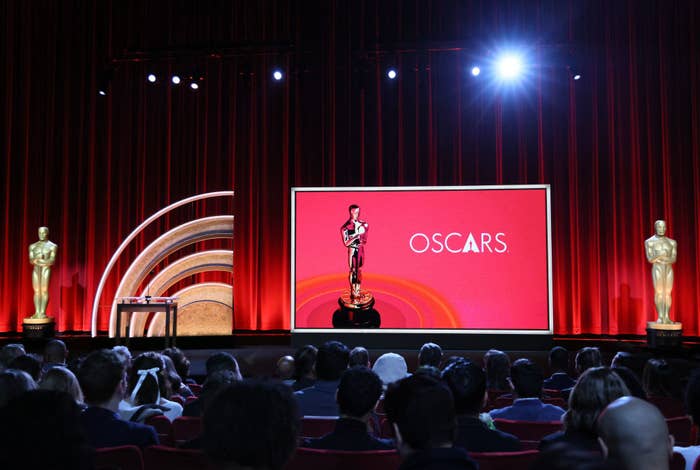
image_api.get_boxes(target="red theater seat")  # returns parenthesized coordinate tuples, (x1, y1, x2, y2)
(188, 384, 203, 395)
(667, 416, 695, 447)
(95, 445, 144, 470)
(648, 396, 687, 418)
(300, 416, 337, 438)
(145, 415, 173, 446)
(468, 450, 540, 470)
(142, 445, 214, 470)
(493, 419, 563, 441)
(172, 416, 203, 445)
(286, 448, 400, 470)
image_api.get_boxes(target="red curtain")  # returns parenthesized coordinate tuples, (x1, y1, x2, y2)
(1, 1, 699, 336)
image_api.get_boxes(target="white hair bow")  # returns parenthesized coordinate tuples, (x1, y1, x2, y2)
(130, 367, 161, 403)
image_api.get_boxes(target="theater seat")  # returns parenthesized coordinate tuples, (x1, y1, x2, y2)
(188, 384, 202, 395)
(300, 416, 338, 438)
(145, 415, 173, 446)
(469, 450, 540, 470)
(286, 448, 400, 470)
(648, 396, 687, 418)
(667, 416, 695, 447)
(493, 419, 562, 441)
(172, 416, 203, 445)
(95, 445, 144, 470)
(142, 445, 214, 470)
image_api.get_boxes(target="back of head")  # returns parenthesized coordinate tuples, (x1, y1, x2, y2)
(349, 346, 370, 368)
(565, 367, 629, 433)
(162, 347, 191, 380)
(40, 366, 84, 404)
(610, 351, 634, 369)
(549, 346, 570, 372)
(201, 369, 242, 413)
(442, 358, 486, 416)
(315, 341, 350, 381)
(575, 347, 602, 375)
(610, 366, 646, 399)
(0, 343, 26, 370)
(0, 369, 37, 408)
(78, 349, 124, 405)
(418, 342, 443, 368)
(202, 380, 299, 470)
(384, 374, 455, 452)
(337, 366, 383, 418)
(510, 358, 544, 398)
(111, 345, 132, 371)
(372, 352, 409, 387)
(292, 345, 317, 380)
(597, 396, 672, 470)
(44, 339, 68, 364)
(276, 355, 295, 380)
(128, 352, 168, 405)
(8, 354, 41, 382)
(643, 358, 681, 399)
(483, 349, 511, 390)
(206, 352, 242, 378)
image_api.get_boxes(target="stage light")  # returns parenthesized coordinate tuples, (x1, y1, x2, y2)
(272, 69, 284, 81)
(387, 68, 398, 80)
(98, 89, 106, 96)
(190, 82, 199, 90)
(573, 74, 581, 81)
(471, 66, 481, 77)
(96, 68, 113, 96)
(147, 74, 157, 83)
(496, 54, 523, 80)
(171, 75, 181, 85)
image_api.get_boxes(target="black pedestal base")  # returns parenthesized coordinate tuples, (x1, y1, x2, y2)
(22, 321, 55, 339)
(332, 307, 381, 328)
(646, 327, 682, 349)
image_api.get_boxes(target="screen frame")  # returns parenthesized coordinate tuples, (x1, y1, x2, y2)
(291, 184, 553, 335)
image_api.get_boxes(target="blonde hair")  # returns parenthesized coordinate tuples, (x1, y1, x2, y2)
(40, 366, 84, 404)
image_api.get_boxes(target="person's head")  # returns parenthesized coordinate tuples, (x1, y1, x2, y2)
(200, 370, 242, 414)
(162, 347, 191, 380)
(483, 349, 511, 390)
(315, 341, 349, 381)
(276, 355, 295, 380)
(0, 369, 37, 408)
(442, 358, 486, 416)
(349, 346, 370, 368)
(40, 366, 84, 404)
(576, 347, 602, 375)
(0, 390, 92, 470)
(642, 358, 681, 399)
(38, 226, 49, 240)
(127, 352, 170, 405)
(44, 339, 68, 364)
(349, 204, 360, 220)
(206, 352, 242, 379)
(8, 354, 42, 382)
(510, 358, 544, 398)
(564, 367, 629, 433)
(654, 220, 667, 237)
(685, 369, 700, 424)
(611, 366, 646, 399)
(202, 380, 299, 470)
(549, 346, 570, 373)
(337, 366, 383, 419)
(292, 345, 317, 380)
(0, 344, 26, 370)
(597, 396, 673, 470)
(372, 352, 409, 389)
(161, 354, 183, 395)
(418, 342, 443, 369)
(111, 345, 132, 371)
(384, 374, 456, 456)
(610, 351, 633, 369)
(77, 349, 126, 406)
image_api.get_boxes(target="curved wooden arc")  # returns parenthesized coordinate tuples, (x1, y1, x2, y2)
(109, 216, 233, 337)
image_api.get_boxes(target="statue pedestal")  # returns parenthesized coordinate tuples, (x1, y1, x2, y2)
(22, 317, 55, 339)
(333, 291, 380, 328)
(646, 321, 682, 349)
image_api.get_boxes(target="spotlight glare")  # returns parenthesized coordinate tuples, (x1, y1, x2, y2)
(98, 90, 106, 96)
(496, 54, 523, 80)
(471, 66, 481, 77)
(573, 74, 581, 81)
(387, 68, 398, 80)
(147, 74, 157, 83)
(190, 82, 199, 90)
(272, 69, 283, 81)
(171, 75, 181, 85)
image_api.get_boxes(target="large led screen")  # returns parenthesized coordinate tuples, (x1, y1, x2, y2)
(291, 185, 552, 333)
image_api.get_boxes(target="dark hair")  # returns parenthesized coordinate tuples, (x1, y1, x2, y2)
(337, 366, 383, 418)
(549, 346, 569, 372)
(0, 369, 37, 407)
(161, 354, 183, 395)
(384, 374, 456, 450)
(510, 358, 544, 398)
(575, 347, 602, 374)
(202, 381, 299, 470)
(201, 370, 242, 413)
(643, 358, 682, 399)
(206, 352, 242, 378)
(564, 367, 629, 433)
(315, 341, 349, 381)
(8, 354, 41, 382)
(348, 204, 360, 212)
(610, 351, 634, 369)
(0, 344, 26, 369)
(127, 352, 169, 405)
(533, 442, 615, 470)
(78, 349, 125, 404)
(611, 366, 646, 399)
(483, 349, 511, 390)
(349, 346, 370, 367)
(0, 390, 92, 470)
(418, 343, 443, 368)
(685, 369, 700, 424)
(162, 347, 191, 380)
(293, 345, 317, 380)
(44, 339, 68, 364)
(442, 358, 486, 415)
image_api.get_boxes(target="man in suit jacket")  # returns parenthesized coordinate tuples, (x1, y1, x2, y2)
(543, 346, 576, 391)
(295, 341, 349, 416)
(303, 366, 393, 450)
(442, 358, 520, 452)
(77, 349, 159, 448)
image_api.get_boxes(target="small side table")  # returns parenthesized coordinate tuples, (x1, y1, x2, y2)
(116, 298, 178, 348)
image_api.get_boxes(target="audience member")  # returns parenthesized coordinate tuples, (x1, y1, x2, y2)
(442, 358, 520, 452)
(184, 369, 241, 417)
(597, 396, 673, 470)
(483, 349, 511, 392)
(349, 346, 371, 368)
(40, 365, 85, 407)
(162, 353, 193, 398)
(576, 347, 603, 376)
(0, 390, 93, 470)
(541, 367, 629, 452)
(418, 342, 443, 369)
(489, 358, 565, 421)
(112, 345, 132, 372)
(0, 343, 26, 371)
(611, 366, 646, 399)
(643, 358, 682, 400)
(544, 346, 575, 391)
(291, 344, 317, 391)
(673, 369, 700, 469)
(384, 374, 477, 470)
(303, 366, 393, 450)
(295, 340, 349, 416)
(0, 369, 37, 408)
(183, 352, 242, 417)
(43, 338, 68, 374)
(77, 349, 158, 448)
(610, 351, 634, 369)
(8, 353, 42, 382)
(276, 355, 295, 384)
(532, 442, 616, 470)
(202, 380, 299, 470)
(372, 352, 409, 389)
(206, 351, 243, 379)
(162, 347, 194, 384)
(118, 351, 183, 422)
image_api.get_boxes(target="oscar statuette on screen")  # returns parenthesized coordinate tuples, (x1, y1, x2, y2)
(23, 226, 57, 338)
(333, 204, 381, 328)
(644, 219, 682, 348)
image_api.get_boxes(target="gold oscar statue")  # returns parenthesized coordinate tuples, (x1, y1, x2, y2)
(28, 226, 58, 321)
